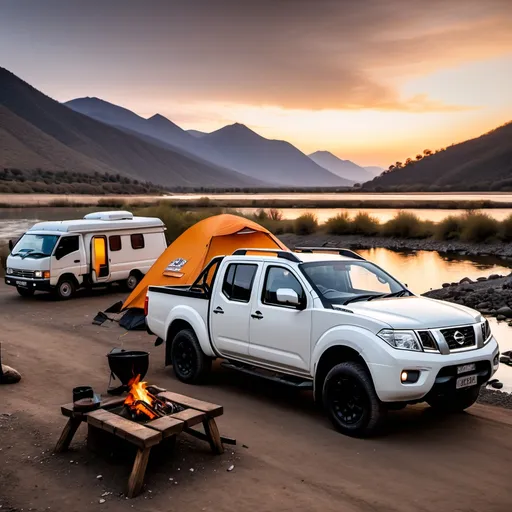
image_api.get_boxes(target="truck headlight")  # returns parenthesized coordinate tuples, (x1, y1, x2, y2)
(481, 320, 492, 344)
(378, 329, 423, 351)
(6, 268, 13, 275)
(34, 271, 43, 278)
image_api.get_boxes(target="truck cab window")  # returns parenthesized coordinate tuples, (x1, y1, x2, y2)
(54, 236, 79, 260)
(263, 267, 305, 306)
(131, 234, 145, 250)
(109, 235, 122, 252)
(222, 264, 257, 303)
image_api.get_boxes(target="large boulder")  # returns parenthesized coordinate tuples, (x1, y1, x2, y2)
(496, 306, 512, 318)
(0, 365, 21, 384)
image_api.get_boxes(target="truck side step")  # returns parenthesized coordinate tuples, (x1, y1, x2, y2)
(220, 361, 313, 390)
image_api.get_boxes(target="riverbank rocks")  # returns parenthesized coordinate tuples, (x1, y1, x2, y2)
(496, 306, 512, 318)
(0, 365, 21, 384)
(459, 277, 474, 285)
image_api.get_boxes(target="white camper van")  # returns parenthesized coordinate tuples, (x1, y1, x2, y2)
(4, 211, 166, 299)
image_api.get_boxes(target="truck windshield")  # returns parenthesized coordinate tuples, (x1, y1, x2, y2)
(11, 234, 60, 259)
(301, 260, 406, 305)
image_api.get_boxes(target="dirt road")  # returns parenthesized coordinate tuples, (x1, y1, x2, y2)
(0, 283, 511, 512)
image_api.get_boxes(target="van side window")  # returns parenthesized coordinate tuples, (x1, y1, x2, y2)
(262, 266, 306, 306)
(109, 235, 122, 252)
(131, 234, 144, 250)
(55, 235, 79, 260)
(222, 264, 257, 303)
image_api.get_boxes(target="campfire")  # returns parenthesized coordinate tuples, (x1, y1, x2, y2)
(123, 375, 183, 421)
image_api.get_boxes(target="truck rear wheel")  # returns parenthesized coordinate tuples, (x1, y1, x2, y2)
(427, 386, 480, 413)
(323, 362, 386, 437)
(170, 329, 211, 384)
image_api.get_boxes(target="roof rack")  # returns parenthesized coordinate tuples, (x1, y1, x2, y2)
(232, 248, 301, 263)
(294, 247, 365, 261)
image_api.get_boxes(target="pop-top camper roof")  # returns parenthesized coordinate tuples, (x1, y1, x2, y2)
(27, 211, 165, 234)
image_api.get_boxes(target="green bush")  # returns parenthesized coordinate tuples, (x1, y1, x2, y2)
(435, 215, 464, 240)
(325, 213, 351, 235)
(382, 211, 429, 238)
(294, 213, 318, 235)
(460, 212, 499, 243)
(500, 214, 512, 242)
(351, 212, 380, 235)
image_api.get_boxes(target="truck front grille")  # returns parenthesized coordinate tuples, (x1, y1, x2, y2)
(440, 326, 476, 350)
(11, 269, 35, 279)
(417, 331, 438, 351)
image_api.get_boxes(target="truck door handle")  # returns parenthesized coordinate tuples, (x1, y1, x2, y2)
(74, 260, 80, 263)
(213, 307, 224, 314)
(251, 311, 263, 319)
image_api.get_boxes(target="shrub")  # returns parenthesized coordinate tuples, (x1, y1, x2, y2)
(293, 213, 318, 235)
(500, 214, 512, 242)
(351, 212, 380, 235)
(97, 198, 126, 208)
(268, 208, 283, 221)
(325, 212, 351, 235)
(435, 215, 464, 240)
(382, 211, 428, 238)
(460, 212, 499, 243)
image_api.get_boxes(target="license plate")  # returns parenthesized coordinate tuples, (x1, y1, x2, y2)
(456, 374, 477, 389)
(17, 281, 28, 287)
(457, 363, 476, 375)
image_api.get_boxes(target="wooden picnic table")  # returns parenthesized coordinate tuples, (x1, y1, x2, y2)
(54, 389, 226, 498)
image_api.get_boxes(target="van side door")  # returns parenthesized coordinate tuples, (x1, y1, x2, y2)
(248, 263, 312, 373)
(210, 261, 261, 358)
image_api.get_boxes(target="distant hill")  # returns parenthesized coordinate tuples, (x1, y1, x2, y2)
(308, 151, 372, 183)
(0, 68, 260, 188)
(364, 166, 384, 177)
(363, 122, 512, 190)
(199, 124, 351, 187)
(66, 97, 230, 168)
(187, 129, 208, 138)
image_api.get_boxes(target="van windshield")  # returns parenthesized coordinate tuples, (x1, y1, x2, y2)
(11, 234, 60, 259)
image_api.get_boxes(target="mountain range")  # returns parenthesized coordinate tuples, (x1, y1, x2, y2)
(308, 151, 374, 183)
(66, 98, 355, 187)
(363, 122, 512, 190)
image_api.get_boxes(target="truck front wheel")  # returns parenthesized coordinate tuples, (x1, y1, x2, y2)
(427, 386, 480, 413)
(323, 362, 386, 437)
(170, 329, 211, 384)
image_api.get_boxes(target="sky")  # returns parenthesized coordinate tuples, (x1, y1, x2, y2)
(0, 0, 511, 167)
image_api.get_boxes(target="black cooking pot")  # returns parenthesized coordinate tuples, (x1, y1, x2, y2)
(107, 348, 149, 385)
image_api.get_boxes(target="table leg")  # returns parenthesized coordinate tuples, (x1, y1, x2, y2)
(203, 417, 224, 455)
(54, 417, 82, 453)
(127, 447, 151, 498)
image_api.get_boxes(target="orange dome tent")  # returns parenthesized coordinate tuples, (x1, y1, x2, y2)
(117, 214, 288, 329)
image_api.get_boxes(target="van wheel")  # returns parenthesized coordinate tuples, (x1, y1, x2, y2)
(323, 362, 386, 437)
(125, 273, 140, 292)
(17, 287, 34, 297)
(55, 278, 76, 300)
(427, 386, 480, 413)
(171, 329, 211, 384)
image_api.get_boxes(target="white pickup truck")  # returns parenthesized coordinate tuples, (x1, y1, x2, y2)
(145, 248, 500, 437)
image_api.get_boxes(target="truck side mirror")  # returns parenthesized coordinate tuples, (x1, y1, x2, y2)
(8, 240, 13, 251)
(276, 288, 303, 309)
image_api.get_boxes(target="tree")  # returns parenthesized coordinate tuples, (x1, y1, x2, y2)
(423, 149, 432, 156)
(395, 161, 403, 169)
(415, 154, 423, 160)
(405, 158, 413, 166)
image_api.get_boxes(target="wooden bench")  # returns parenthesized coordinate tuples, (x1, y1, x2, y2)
(54, 391, 226, 498)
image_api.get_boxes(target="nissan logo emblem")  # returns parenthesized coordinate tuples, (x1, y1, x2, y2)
(453, 331, 466, 345)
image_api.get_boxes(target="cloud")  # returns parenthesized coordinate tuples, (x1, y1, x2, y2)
(1, 0, 511, 112)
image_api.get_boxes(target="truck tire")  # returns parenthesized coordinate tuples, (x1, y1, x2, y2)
(170, 329, 211, 384)
(323, 361, 386, 437)
(427, 386, 480, 413)
(17, 287, 34, 297)
(55, 278, 76, 300)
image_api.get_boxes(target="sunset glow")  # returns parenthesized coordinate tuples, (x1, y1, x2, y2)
(0, 0, 511, 167)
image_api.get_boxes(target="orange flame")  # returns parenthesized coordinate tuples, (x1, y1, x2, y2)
(124, 375, 157, 419)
